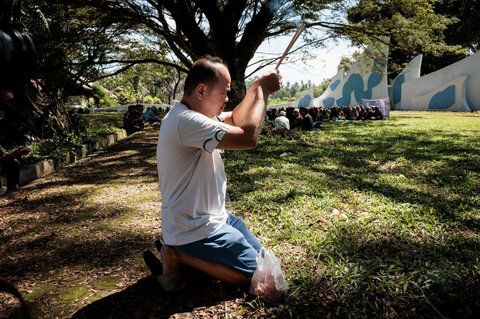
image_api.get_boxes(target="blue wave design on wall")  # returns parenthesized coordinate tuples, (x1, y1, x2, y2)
(330, 79, 340, 91)
(363, 72, 383, 100)
(429, 85, 456, 109)
(323, 97, 335, 108)
(298, 94, 312, 108)
(337, 73, 364, 106)
(392, 74, 405, 105)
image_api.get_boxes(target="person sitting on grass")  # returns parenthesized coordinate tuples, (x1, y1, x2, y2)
(144, 55, 283, 298)
(0, 144, 30, 193)
(274, 110, 290, 130)
(299, 106, 314, 131)
(144, 106, 160, 124)
(123, 104, 145, 135)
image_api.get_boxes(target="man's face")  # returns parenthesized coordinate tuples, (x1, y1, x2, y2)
(202, 65, 231, 117)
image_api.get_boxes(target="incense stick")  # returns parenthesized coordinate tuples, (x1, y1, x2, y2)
(275, 23, 305, 70)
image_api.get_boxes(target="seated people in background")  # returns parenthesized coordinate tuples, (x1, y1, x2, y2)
(123, 104, 145, 135)
(350, 106, 359, 120)
(309, 108, 319, 123)
(319, 108, 330, 121)
(267, 108, 277, 121)
(364, 106, 376, 120)
(285, 107, 295, 127)
(291, 109, 302, 130)
(372, 106, 384, 120)
(274, 110, 290, 130)
(0, 145, 31, 193)
(357, 105, 366, 120)
(299, 107, 314, 131)
(330, 106, 340, 122)
(144, 106, 160, 124)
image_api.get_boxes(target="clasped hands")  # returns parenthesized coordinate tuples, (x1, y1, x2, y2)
(257, 70, 282, 95)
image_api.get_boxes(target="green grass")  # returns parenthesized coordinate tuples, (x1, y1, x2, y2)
(77, 112, 125, 137)
(224, 111, 480, 318)
(25, 112, 125, 164)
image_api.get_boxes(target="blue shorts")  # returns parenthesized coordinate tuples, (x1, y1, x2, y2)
(174, 213, 263, 276)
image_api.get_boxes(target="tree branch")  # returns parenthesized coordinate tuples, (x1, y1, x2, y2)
(69, 58, 188, 73)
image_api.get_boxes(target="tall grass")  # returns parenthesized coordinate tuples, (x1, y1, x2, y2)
(224, 111, 480, 318)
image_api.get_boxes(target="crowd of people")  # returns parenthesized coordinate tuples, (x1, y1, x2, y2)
(268, 104, 385, 131)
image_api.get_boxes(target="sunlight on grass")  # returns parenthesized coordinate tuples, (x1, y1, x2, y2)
(224, 111, 480, 318)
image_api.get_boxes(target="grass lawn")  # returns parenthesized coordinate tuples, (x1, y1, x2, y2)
(2, 111, 479, 318)
(224, 111, 480, 318)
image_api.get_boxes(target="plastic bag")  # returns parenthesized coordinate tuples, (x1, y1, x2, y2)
(249, 247, 288, 304)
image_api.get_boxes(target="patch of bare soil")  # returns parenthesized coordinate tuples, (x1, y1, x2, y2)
(0, 125, 273, 318)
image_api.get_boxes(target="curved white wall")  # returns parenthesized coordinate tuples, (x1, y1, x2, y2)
(391, 55, 423, 108)
(400, 51, 480, 111)
(314, 44, 389, 108)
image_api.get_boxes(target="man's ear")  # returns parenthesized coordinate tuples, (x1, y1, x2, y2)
(195, 83, 206, 99)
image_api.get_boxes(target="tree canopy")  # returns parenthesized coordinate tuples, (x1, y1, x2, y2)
(0, 0, 472, 144)
(57, 0, 463, 106)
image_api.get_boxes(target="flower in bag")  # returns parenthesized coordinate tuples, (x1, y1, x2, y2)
(249, 247, 288, 304)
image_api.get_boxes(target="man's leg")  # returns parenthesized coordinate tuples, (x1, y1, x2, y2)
(160, 245, 249, 286)
(226, 213, 263, 252)
(158, 220, 259, 290)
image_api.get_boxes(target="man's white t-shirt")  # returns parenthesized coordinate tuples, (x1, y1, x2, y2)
(156, 102, 231, 246)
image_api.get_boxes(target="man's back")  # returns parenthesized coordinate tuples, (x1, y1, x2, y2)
(156, 102, 230, 246)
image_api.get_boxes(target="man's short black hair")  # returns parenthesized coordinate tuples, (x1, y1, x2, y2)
(183, 55, 227, 96)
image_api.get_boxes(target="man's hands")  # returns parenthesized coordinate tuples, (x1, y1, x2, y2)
(258, 70, 282, 96)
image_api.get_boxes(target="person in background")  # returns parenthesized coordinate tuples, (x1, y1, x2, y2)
(0, 144, 30, 193)
(0, 88, 31, 194)
(274, 110, 290, 130)
(372, 106, 384, 120)
(123, 104, 145, 135)
(291, 109, 302, 130)
(144, 106, 160, 124)
(299, 106, 314, 131)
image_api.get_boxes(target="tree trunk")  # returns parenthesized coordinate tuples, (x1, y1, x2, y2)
(228, 67, 247, 109)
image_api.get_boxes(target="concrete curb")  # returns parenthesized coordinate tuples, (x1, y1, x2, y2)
(18, 130, 127, 187)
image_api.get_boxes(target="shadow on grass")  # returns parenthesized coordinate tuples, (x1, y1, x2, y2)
(70, 275, 246, 319)
(226, 123, 480, 224)
(0, 127, 169, 318)
(306, 222, 480, 318)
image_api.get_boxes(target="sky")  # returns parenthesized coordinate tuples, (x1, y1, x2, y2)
(248, 35, 358, 86)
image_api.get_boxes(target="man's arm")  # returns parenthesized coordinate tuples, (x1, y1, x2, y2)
(217, 70, 280, 150)
(224, 78, 261, 128)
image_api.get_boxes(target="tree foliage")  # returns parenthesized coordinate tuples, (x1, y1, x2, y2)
(1, 0, 176, 143)
(57, 0, 460, 107)
(346, 0, 468, 77)
(1, 0, 467, 144)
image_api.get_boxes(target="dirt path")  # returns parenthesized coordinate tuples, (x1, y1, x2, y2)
(0, 125, 253, 319)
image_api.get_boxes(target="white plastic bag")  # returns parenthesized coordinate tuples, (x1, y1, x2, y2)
(249, 247, 288, 304)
